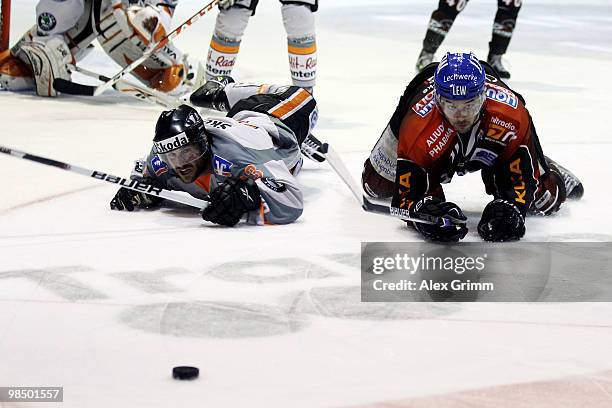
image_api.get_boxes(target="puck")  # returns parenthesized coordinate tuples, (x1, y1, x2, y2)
(172, 366, 199, 380)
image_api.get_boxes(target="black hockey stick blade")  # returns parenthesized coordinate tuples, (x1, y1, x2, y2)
(53, 78, 97, 96)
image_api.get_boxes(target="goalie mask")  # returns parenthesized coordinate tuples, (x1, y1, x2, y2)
(153, 105, 211, 183)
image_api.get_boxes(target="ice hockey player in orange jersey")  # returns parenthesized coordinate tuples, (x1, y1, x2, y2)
(362, 52, 583, 242)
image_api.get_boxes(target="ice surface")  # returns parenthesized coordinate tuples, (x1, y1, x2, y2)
(1, 1, 612, 407)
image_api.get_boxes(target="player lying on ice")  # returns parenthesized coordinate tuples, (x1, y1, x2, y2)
(362, 52, 584, 242)
(0, 0, 191, 96)
(110, 77, 322, 227)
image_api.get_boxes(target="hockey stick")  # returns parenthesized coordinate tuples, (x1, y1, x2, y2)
(321, 143, 465, 227)
(92, 0, 219, 97)
(53, 65, 181, 108)
(0, 144, 207, 209)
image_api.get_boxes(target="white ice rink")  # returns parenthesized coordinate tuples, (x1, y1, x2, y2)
(1, 0, 612, 406)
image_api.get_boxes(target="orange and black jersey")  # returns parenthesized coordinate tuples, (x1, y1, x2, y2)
(390, 62, 550, 215)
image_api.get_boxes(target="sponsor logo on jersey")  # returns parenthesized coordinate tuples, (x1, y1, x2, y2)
(510, 157, 527, 204)
(472, 148, 498, 167)
(134, 160, 145, 174)
(213, 154, 233, 177)
(486, 123, 518, 145)
(151, 155, 168, 176)
(204, 119, 232, 130)
(428, 126, 454, 158)
(261, 178, 287, 192)
(491, 116, 517, 131)
(412, 90, 436, 117)
(243, 164, 264, 180)
(38, 12, 57, 32)
(154, 133, 189, 154)
(485, 83, 519, 109)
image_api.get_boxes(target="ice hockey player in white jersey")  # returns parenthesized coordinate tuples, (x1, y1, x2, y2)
(110, 78, 318, 226)
(0, 0, 190, 96)
(206, 0, 317, 91)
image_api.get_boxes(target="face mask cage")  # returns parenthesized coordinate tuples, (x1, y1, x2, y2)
(435, 92, 486, 125)
(158, 142, 207, 170)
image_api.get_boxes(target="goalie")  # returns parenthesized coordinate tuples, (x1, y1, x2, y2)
(0, 0, 191, 97)
(362, 52, 584, 242)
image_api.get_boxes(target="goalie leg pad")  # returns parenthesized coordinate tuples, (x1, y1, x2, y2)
(18, 36, 72, 97)
(0, 50, 35, 91)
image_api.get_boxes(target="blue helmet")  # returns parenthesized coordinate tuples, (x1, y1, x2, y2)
(434, 52, 485, 101)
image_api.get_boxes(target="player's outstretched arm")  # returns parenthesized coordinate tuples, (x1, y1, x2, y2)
(480, 143, 538, 241)
(109, 158, 165, 212)
(391, 159, 466, 242)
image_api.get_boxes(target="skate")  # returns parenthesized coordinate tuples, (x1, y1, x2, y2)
(487, 53, 511, 79)
(416, 50, 435, 73)
(546, 157, 584, 199)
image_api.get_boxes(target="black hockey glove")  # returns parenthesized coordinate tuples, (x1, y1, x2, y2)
(477, 199, 525, 242)
(201, 178, 261, 227)
(110, 178, 163, 211)
(409, 196, 468, 242)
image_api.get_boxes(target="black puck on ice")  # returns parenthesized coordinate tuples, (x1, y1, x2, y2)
(172, 366, 199, 380)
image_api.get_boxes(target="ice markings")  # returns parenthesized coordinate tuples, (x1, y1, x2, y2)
(119, 302, 308, 338)
(0, 266, 106, 301)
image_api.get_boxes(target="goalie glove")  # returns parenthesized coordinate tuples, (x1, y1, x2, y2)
(201, 178, 261, 227)
(409, 196, 468, 242)
(477, 199, 525, 242)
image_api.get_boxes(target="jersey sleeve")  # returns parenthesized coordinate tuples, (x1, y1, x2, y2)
(486, 119, 542, 215)
(234, 160, 303, 225)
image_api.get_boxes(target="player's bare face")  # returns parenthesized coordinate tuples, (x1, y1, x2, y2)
(165, 144, 207, 183)
(437, 94, 485, 133)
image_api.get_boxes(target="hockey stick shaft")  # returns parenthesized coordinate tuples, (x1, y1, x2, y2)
(93, 0, 219, 96)
(53, 65, 181, 108)
(0, 145, 207, 209)
(322, 143, 463, 226)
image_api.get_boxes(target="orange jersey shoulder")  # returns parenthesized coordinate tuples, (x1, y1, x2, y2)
(481, 82, 532, 159)
(397, 90, 457, 168)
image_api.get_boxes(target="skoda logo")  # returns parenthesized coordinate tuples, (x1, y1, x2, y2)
(38, 12, 57, 32)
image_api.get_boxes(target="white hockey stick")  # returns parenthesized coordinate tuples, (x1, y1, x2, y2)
(322, 143, 465, 227)
(53, 65, 182, 108)
(0, 145, 207, 209)
(93, 0, 219, 96)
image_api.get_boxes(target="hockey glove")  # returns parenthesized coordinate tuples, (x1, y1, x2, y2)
(478, 199, 525, 242)
(201, 178, 261, 227)
(110, 178, 164, 212)
(409, 196, 468, 242)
